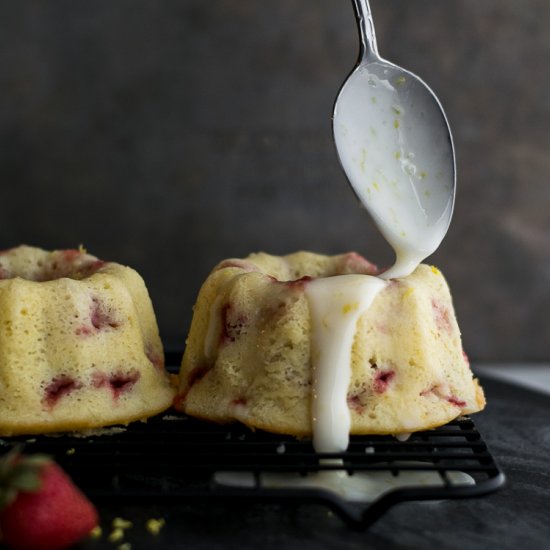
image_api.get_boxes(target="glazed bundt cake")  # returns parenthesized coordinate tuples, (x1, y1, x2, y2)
(175, 251, 485, 443)
(0, 245, 175, 436)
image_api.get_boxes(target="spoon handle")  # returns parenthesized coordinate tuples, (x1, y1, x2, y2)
(352, 0, 379, 60)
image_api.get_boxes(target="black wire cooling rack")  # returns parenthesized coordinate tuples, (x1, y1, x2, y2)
(0, 410, 505, 529)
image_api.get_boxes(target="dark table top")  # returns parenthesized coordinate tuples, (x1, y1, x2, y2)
(71, 375, 550, 550)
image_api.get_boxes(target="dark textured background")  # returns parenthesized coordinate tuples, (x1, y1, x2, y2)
(1, 0, 549, 360)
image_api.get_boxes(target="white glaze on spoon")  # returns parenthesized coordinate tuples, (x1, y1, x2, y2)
(305, 0, 456, 453)
(333, 0, 455, 280)
(333, 63, 454, 280)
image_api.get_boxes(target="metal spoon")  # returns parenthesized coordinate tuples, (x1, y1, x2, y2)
(333, 0, 456, 279)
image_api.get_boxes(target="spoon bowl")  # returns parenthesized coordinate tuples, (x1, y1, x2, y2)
(333, 0, 456, 279)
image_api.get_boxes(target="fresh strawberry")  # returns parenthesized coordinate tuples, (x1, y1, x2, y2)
(0, 448, 98, 550)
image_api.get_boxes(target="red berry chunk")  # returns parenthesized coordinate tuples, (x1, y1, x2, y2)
(221, 304, 248, 344)
(90, 298, 119, 330)
(420, 385, 467, 408)
(447, 396, 467, 408)
(76, 297, 119, 335)
(60, 249, 106, 275)
(187, 364, 212, 388)
(347, 392, 365, 413)
(61, 249, 83, 261)
(84, 260, 107, 275)
(176, 365, 212, 406)
(231, 397, 247, 406)
(145, 345, 164, 370)
(374, 369, 395, 393)
(432, 299, 452, 332)
(93, 370, 140, 399)
(338, 252, 379, 275)
(75, 325, 93, 336)
(283, 275, 313, 289)
(173, 393, 186, 409)
(43, 376, 83, 409)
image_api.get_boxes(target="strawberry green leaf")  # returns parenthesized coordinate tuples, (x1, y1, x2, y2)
(0, 487, 17, 510)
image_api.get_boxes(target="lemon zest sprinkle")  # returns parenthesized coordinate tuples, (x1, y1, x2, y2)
(90, 526, 102, 539)
(113, 518, 133, 530)
(342, 303, 359, 315)
(146, 518, 166, 535)
(403, 287, 415, 299)
(108, 528, 124, 543)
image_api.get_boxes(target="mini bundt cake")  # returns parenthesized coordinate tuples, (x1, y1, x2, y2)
(0, 245, 175, 436)
(175, 251, 485, 440)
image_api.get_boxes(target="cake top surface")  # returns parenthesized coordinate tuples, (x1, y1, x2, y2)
(214, 251, 380, 281)
(0, 245, 107, 282)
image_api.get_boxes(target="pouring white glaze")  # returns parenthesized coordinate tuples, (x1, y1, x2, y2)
(215, 465, 474, 502)
(304, 275, 387, 452)
(213, 0, 461, 505)
(305, 0, 456, 453)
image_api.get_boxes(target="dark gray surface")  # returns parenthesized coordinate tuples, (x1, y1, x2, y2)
(1, 1, 549, 360)
(78, 377, 550, 549)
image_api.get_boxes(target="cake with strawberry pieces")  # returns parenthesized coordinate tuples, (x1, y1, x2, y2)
(0, 245, 175, 436)
(175, 250, 485, 437)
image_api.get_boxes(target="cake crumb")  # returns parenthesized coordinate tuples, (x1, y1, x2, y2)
(74, 426, 127, 438)
(108, 528, 124, 543)
(161, 414, 185, 421)
(146, 518, 166, 535)
(89, 526, 102, 539)
(117, 544, 132, 550)
(66, 447, 76, 455)
(46, 426, 127, 438)
(112, 517, 133, 530)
